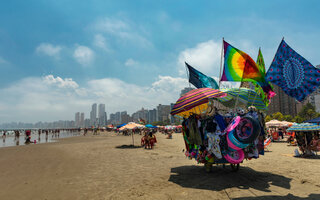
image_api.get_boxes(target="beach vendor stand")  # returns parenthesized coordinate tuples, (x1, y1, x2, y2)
(170, 88, 267, 172)
(286, 123, 320, 156)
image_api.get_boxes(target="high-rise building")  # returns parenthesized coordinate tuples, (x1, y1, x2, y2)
(109, 113, 116, 124)
(308, 65, 320, 112)
(84, 119, 90, 128)
(180, 87, 194, 97)
(170, 103, 176, 124)
(267, 84, 307, 116)
(131, 108, 148, 123)
(115, 112, 121, 124)
(80, 113, 84, 127)
(157, 104, 171, 122)
(148, 109, 157, 123)
(75, 112, 80, 127)
(98, 104, 107, 126)
(120, 111, 130, 124)
(90, 103, 97, 126)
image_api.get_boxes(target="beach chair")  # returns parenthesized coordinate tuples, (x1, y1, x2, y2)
(264, 137, 272, 151)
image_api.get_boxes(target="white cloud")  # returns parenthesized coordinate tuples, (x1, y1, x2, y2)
(93, 17, 153, 48)
(94, 17, 129, 34)
(178, 40, 221, 76)
(0, 75, 90, 122)
(93, 34, 109, 51)
(43, 75, 79, 89)
(73, 45, 95, 66)
(36, 43, 62, 58)
(86, 75, 188, 113)
(124, 58, 138, 67)
(0, 75, 188, 123)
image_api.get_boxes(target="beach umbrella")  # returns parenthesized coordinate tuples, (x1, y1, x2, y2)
(266, 120, 284, 128)
(220, 88, 267, 110)
(145, 124, 157, 128)
(170, 88, 227, 117)
(117, 123, 127, 128)
(165, 125, 174, 130)
(287, 123, 320, 132)
(303, 116, 320, 124)
(280, 121, 293, 127)
(145, 124, 153, 128)
(125, 122, 145, 130)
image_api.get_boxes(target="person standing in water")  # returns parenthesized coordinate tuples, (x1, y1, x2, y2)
(15, 130, 20, 141)
(25, 130, 32, 144)
(2, 131, 6, 143)
(45, 130, 48, 142)
(38, 129, 41, 142)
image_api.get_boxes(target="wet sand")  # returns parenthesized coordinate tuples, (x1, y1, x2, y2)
(0, 131, 319, 200)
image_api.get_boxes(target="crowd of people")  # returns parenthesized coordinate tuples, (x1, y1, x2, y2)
(0, 128, 83, 146)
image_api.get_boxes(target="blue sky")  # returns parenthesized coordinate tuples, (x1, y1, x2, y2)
(0, 0, 320, 122)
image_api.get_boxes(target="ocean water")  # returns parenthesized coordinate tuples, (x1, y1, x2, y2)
(0, 130, 81, 148)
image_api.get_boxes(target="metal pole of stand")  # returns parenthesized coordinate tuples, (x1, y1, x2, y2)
(218, 38, 224, 89)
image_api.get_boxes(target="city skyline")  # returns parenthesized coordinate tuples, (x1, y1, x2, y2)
(0, 100, 176, 128)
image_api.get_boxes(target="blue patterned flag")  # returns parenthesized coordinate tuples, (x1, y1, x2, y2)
(266, 39, 320, 102)
(185, 62, 219, 89)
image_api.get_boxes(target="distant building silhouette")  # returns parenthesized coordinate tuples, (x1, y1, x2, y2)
(90, 103, 97, 126)
(180, 87, 194, 97)
(75, 112, 80, 127)
(267, 84, 307, 116)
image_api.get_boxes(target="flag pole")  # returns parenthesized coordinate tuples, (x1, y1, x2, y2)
(218, 38, 224, 89)
(218, 38, 224, 110)
(185, 62, 191, 88)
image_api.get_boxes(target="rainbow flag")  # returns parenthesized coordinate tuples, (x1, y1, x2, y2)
(220, 40, 274, 100)
(220, 40, 262, 83)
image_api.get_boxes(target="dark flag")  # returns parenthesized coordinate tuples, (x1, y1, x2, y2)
(185, 62, 218, 89)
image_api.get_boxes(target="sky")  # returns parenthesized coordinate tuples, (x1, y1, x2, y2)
(0, 0, 320, 123)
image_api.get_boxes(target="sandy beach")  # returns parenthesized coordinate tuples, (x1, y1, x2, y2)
(0, 132, 319, 200)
